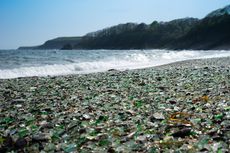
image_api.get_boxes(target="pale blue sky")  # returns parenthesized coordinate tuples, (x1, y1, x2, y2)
(0, 0, 229, 49)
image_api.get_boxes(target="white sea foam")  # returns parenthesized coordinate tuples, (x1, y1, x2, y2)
(0, 49, 230, 79)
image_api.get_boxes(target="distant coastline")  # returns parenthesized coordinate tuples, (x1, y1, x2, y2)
(19, 5, 230, 51)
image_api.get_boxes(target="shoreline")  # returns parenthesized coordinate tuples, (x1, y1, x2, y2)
(0, 57, 230, 152)
(1, 56, 230, 81)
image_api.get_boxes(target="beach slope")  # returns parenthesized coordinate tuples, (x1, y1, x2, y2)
(0, 57, 230, 152)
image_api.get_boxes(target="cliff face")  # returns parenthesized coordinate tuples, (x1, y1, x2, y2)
(19, 5, 230, 50)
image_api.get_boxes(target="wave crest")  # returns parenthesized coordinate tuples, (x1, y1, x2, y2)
(1, 49, 230, 79)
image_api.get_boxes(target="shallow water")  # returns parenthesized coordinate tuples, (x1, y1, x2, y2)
(0, 49, 230, 79)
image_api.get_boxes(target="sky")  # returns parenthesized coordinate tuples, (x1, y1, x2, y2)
(0, 0, 229, 49)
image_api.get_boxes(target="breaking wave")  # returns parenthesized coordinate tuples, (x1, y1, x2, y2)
(0, 49, 230, 79)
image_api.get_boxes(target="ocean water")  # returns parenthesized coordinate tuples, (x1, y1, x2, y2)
(0, 49, 230, 79)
